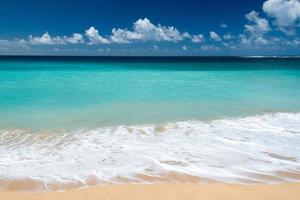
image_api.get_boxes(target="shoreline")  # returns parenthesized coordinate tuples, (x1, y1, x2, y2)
(1, 183, 300, 200)
(1, 112, 300, 188)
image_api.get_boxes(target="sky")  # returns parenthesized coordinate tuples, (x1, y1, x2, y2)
(0, 0, 300, 56)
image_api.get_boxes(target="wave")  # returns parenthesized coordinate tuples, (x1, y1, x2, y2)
(0, 112, 300, 191)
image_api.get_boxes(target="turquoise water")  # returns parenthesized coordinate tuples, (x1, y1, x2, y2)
(1, 57, 300, 189)
(1, 58, 300, 129)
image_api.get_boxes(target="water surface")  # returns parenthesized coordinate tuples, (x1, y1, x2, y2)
(1, 57, 300, 190)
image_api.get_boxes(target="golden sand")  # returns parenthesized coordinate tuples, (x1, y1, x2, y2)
(1, 183, 300, 200)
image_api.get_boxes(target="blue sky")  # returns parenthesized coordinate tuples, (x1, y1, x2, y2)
(0, 0, 300, 56)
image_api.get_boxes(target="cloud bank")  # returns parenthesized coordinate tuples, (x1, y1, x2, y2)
(30, 32, 84, 45)
(1, 0, 300, 54)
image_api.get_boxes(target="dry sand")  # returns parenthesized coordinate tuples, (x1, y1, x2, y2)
(1, 183, 300, 200)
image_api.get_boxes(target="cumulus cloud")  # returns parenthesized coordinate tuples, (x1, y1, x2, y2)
(110, 28, 142, 43)
(191, 34, 204, 43)
(238, 33, 272, 47)
(4, 15, 300, 53)
(134, 18, 189, 42)
(263, 0, 300, 35)
(66, 33, 84, 44)
(29, 32, 84, 45)
(85, 26, 110, 44)
(209, 31, 222, 41)
(111, 18, 208, 44)
(29, 32, 66, 45)
(110, 18, 190, 43)
(254, 36, 270, 45)
(238, 34, 252, 46)
(239, 11, 272, 47)
(0, 18, 206, 50)
(244, 11, 271, 36)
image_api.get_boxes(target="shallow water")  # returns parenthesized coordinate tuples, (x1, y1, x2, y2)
(1, 57, 300, 129)
(0, 57, 300, 190)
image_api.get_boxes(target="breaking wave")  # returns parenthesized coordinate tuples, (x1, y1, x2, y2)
(1, 112, 300, 191)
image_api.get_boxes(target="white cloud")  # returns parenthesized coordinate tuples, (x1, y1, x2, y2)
(29, 32, 84, 45)
(110, 18, 189, 43)
(238, 33, 275, 48)
(134, 18, 186, 41)
(191, 34, 204, 43)
(21, 18, 204, 47)
(254, 36, 270, 45)
(29, 32, 66, 45)
(209, 31, 222, 41)
(4, 16, 300, 53)
(239, 11, 272, 47)
(238, 34, 251, 46)
(66, 33, 84, 44)
(238, 34, 262, 47)
(85, 26, 110, 44)
(110, 28, 142, 43)
(263, 0, 300, 35)
(244, 11, 271, 36)
(0, 39, 29, 51)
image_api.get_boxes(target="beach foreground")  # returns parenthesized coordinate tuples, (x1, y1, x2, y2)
(1, 183, 300, 200)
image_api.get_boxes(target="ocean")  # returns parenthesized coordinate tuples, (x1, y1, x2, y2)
(0, 56, 300, 190)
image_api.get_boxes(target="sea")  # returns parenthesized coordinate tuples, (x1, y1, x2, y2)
(0, 56, 300, 190)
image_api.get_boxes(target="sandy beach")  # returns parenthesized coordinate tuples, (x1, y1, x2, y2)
(2, 0, 300, 199)
(1, 183, 300, 200)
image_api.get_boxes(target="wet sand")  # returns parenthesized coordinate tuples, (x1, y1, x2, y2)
(1, 183, 300, 200)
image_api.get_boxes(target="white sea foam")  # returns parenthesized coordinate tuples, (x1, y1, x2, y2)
(0, 112, 300, 190)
